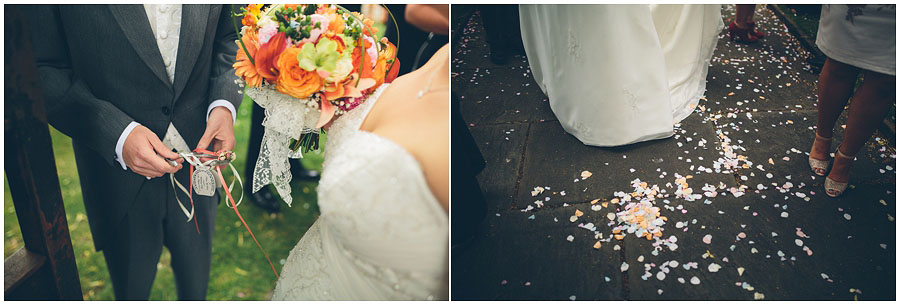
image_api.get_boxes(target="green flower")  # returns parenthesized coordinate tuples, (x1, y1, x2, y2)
(298, 37, 340, 75)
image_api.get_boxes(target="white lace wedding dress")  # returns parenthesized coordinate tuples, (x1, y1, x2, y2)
(519, 4, 723, 146)
(271, 84, 449, 300)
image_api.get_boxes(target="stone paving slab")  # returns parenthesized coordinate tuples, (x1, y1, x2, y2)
(705, 5, 820, 114)
(453, 11, 555, 125)
(455, 63, 555, 125)
(451, 4, 896, 301)
(451, 203, 626, 301)
(514, 112, 736, 211)
(716, 110, 895, 192)
(468, 122, 529, 211)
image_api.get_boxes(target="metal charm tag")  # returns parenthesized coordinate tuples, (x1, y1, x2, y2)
(192, 167, 217, 197)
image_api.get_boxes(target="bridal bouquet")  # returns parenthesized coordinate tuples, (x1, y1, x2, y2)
(233, 4, 400, 205)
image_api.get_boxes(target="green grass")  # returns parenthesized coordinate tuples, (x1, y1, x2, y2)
(4, 95, 323, 300)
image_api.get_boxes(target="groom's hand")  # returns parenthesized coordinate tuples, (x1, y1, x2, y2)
(196, 107, 235, 165)
(123, 125, 184, 178)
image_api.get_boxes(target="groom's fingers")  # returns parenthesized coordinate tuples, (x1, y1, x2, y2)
(150, 137, 180, 161)
(141, 143, 179, 175)
(147, 137, 182, 173)
(196, 130, 213, 151)
(131, 160, 164, 177)
(146, 154, 181, 174)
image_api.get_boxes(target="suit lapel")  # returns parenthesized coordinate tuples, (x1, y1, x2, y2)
(173, 4, 210, 102)
(108, 5, 172, 88)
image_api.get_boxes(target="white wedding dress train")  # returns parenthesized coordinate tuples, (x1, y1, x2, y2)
(519, 4, 723, 146)
(272, 84, 449, 300)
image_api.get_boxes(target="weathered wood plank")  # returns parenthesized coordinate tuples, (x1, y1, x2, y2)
(4, 5, 82, 300)
(4, 248, 47, 293)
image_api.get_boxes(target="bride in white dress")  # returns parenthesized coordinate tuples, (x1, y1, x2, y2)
(519, 4, 723, 146)
(271, 42, 450, 300)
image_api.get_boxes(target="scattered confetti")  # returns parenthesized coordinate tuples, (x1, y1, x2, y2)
(581, 171, 593, 180)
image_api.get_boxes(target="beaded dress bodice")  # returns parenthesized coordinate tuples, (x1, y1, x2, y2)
(272, 84, 449, 300)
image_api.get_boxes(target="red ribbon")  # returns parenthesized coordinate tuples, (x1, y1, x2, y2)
(216, 165, 280, 279)
(182, 148, 280, 279)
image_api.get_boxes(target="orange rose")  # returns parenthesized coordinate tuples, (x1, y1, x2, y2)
(275, 47, 324, 99)
(234, 30, 261, 87)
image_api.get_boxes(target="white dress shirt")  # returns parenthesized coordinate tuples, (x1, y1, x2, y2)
(115, 4, 236, 170)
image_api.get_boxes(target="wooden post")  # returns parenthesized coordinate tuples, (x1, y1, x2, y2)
(4, 5, 82, 300)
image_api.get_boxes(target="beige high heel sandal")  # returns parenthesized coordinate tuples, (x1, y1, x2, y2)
(808, 133, 832, 176)
(825, 149, 852, 198)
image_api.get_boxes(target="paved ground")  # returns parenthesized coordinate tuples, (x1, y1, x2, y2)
(451, 5, 896, 301)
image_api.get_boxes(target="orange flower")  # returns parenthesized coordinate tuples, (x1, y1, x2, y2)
(372, 57, 387, 89)
(351, 38, 374, 79)
(233, 30, 261, 87)
(284, 4, 299, 10)
(275, 46, 324, 99)
(327, 13, 345, 34)
(385, 58, 401, 84)
(241, 4, 262, 27)
(317, 4, 337, 14)
(323, 73, 375, 101)
(255, 32, 288, 84)
(380, 37, 398, 61)
(362, 18, 377, 36)
(379, 38, 400, 83)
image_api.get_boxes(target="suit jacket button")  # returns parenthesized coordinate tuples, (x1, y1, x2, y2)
(161, 106, 171, 115)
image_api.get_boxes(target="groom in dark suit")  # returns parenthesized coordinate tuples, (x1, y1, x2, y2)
(24, 5, 241, 300)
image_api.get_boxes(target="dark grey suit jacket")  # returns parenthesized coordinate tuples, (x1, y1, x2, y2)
(25, 4, 242, 250)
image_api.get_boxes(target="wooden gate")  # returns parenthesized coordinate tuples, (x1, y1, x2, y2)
(4, 5, 83, 300)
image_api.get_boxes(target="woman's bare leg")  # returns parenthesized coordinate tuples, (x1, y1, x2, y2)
(828, 69, 896, 183)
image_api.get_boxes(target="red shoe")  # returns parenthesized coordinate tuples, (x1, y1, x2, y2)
(748, 21, 766, 38)
(728, 21, 759, 43)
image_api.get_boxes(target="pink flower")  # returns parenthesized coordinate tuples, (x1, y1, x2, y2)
(364, 36, 377, 68)
(258, 23, 279, 44)
(302, 14, 330, 43)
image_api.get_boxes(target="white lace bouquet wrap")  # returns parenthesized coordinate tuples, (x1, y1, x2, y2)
(245, 85, 321, 206)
